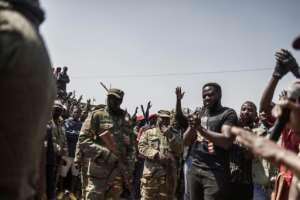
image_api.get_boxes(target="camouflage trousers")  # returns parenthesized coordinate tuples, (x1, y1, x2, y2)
(0, 5, 55, 200)
(140, 175, 176, 200)
(80, 162, 88, 199)
(85, 161, 124, 200)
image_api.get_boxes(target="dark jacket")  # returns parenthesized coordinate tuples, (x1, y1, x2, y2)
(2, 0, 45, 24)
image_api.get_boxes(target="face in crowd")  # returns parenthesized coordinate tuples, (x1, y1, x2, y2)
(240, 101, 257, 125)
(80, 110, 88, 122)
(52, 106, 63, 120)
(107, 95, 122, 113)
(202, 84, 221, 109)
(157, 116, 171, 128)
(72, 107, 82, 121)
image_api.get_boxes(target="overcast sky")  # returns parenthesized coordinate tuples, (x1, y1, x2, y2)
(40, 0, 300, 115)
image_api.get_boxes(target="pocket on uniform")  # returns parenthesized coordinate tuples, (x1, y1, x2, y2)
(88, 160, 110, 179)
(140, 176, 159, 197)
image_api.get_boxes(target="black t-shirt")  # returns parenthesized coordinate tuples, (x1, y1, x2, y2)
(229, 142, 252, 184)
(191, 106, 238, 171)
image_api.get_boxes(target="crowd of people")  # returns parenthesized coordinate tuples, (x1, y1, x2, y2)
(41, 44, 300, 200)
(1, 1, 300, 200)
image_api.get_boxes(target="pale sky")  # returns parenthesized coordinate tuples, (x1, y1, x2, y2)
(40, 0, 300, 115)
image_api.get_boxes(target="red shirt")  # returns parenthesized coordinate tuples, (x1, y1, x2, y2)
(266, 113, 300, 186)
(280, 128, 300, 186)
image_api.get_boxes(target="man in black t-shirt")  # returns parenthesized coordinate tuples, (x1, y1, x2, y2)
(183, 82, 237, 200)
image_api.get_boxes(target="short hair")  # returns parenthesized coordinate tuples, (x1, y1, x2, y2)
(202, 82, 222, 96)
(241, 101, 257, 112)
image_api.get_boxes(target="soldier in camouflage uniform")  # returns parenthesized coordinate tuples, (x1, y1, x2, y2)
(48, 101, 68, 159)
(46, 100, 68, 200)
(139, 110, 183, 200)
(74, 141, 89, 199)
(78, 88, 136, 200)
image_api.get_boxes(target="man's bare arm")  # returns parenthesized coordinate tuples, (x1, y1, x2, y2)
(197, 125, 233, 149)
(183, 126, 196, 146)
(260, 49, 291, 113)
(231, 126, 300, 179)
(259, 77, 279, 113)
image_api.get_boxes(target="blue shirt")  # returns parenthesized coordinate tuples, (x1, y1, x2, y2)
(64, 118, 82, 158)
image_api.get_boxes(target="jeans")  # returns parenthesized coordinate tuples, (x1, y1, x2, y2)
(184, 157, 192, 200)
(188, 165, 230, 200)
(253, 184, 272, 200)
(0, 7, 56, 200)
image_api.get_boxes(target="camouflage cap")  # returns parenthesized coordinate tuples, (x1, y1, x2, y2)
(107, 88, 124, 99)
(293, 35, 300, 50)
(157, 110, 171, 118)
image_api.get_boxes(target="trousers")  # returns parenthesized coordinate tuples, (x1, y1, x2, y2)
(188, 165, 230, 200)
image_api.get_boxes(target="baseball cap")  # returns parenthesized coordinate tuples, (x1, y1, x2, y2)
(107, 88, 124, 99)
(157, 110, 171, 118)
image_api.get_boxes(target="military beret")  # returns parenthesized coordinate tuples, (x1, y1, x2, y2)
(136, 115, 145, 121)
(157, 110, 171, 118)
(107, 88, 124, 99)
(149, 114, 157, 120)
(293, 35, 300, 50)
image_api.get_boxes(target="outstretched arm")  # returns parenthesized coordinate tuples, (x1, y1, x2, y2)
(260, 49, 292, 113)
(230, 126, 300, 180)
(175, 87, 188, 130)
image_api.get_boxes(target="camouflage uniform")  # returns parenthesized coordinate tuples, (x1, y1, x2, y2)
(138, 110, 183, 200)
(48, 118, 68, 157)
(74, 138, 89, 199)
(45, 113, 68, 200)
(78, 89, 135, 200)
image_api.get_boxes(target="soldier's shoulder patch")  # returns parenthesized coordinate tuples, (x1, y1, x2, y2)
(94, 104, 106, 110)
(91, 108, 108, 117)
(91, 106, 106, 113)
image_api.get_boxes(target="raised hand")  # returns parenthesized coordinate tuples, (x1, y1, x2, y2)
(77, 95, 83, 104)
(140, 105, 146, 118)
(279, 90, 288, 101)
(175, 87, 185, 100)
(86, 98, 91, 105)
(145, 101, 152, 119)
(132, 106, 138, 120)
(273, 49, 290, 79)
(275, 49, 299, 78)
(146, 101, 152, 111)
